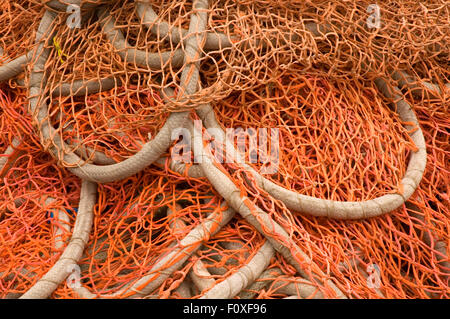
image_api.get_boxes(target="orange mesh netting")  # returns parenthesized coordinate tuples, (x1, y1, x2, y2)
(0, 0, 448, 299)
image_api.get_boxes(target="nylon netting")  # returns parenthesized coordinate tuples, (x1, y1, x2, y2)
(0, 0, 448, 299)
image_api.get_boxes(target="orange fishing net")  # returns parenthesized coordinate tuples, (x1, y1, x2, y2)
(0, 0, 448, 299)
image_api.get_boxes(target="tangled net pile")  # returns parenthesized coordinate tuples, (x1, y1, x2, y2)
(0, 0, 448, 299)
